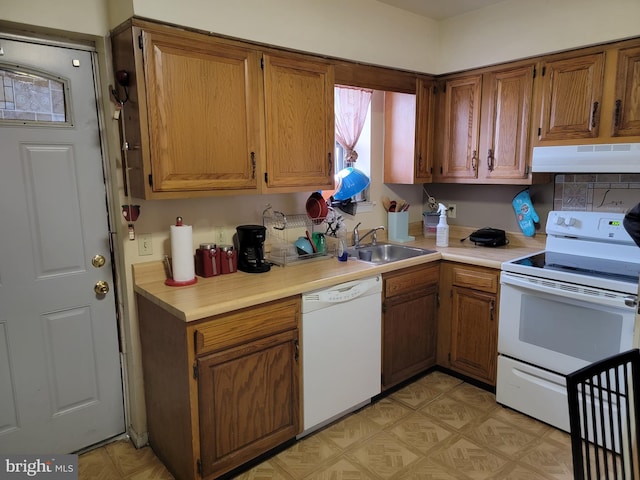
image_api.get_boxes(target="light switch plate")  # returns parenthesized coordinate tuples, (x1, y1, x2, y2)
(138, 233, 153, 256)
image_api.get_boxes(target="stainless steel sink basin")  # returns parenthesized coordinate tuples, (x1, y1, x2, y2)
(346, 243, 436, 264)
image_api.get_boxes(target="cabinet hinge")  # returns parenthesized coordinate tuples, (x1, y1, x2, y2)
(525, 165, 530, 175)
(448, 352, 451, 362)
(382, 302, 386, 314)
(436, 292, 440, 308)
(193, 362, 198, 380)
(532, 67, 536, 79)
(197, 459, 202, 475)
(439, 166, 443, 175)
(264, 172, 268, 184)
(537, 127, 542, 137)
(433, 85, 437, 94)
(138, 34, 143, 50)
(148, 174, 153, 187)
(261, 56, 264, 70)
(541, 66, 546, 76)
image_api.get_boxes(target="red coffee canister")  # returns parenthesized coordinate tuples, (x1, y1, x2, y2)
(220, 245, 237, 274)
(195, 243, 221, 277)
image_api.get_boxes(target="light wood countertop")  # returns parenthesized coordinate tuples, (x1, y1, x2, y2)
(133, 226, 545, 322)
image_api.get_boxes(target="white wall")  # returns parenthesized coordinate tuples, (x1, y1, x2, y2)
(1, 0, 110, 36)
(438, 0, 640, 73)
(127, 0, 441, 72)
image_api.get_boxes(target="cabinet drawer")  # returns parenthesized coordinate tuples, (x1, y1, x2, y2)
(193, 297, 299, 356)
(452, 265, 498, 293)
(384, 263, 439, 298)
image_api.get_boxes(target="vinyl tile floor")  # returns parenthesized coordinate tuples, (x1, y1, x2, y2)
(78, 371, 574, 480)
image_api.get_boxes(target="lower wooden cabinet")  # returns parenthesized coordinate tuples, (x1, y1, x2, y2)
(382, 263, 439, 389)
(137, 295, 301, 480)
(438, 262, 499, 386)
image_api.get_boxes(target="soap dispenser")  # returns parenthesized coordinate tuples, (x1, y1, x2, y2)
(436, 203, 449, 247)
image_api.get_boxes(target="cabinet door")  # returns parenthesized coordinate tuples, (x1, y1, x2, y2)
(197, 329, 300, 479)
(382, 286, 438, 389)
(383, 79, 435, 184)
(415, 78, 436, 182)
(262, 54, 334, 190)
(612, 45, 640, 137)
(538, 53, 604, 141)
(482, 64, 534, 180)
(438, 75, 482, 179)
(141, 30, 261, 192)
(450, 287, 497, 385)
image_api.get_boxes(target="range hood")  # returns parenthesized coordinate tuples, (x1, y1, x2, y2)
(531, 143, 640, 173)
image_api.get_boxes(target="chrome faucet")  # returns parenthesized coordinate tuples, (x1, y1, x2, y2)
(353, 222, 385, 247)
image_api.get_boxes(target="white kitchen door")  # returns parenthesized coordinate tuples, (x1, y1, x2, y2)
(0, 36, 125, 453)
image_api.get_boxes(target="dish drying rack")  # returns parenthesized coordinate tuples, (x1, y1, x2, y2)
(262, 207, 330, 266)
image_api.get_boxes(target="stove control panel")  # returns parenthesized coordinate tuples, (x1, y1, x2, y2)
(547, 211, 632, 244)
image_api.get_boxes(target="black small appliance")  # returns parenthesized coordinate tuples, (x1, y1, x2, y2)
(236, 225, 271, 273)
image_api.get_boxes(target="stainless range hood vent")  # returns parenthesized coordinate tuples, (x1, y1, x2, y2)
(532, 143, 640, 173)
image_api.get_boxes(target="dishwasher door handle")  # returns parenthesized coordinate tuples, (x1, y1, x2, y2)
(303, 276, 381, 305)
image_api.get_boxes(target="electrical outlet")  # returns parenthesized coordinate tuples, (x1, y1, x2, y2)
(448, 204, 457, 219)
(138, 233, 153, 256)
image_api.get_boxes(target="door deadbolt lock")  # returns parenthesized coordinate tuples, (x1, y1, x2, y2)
(94, 280, 110, 295)
(92, 254, 106, 268)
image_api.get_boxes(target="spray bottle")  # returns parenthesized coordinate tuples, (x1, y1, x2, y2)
(436, 203, 449, 247)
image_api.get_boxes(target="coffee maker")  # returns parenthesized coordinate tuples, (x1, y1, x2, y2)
(236, 225, 271, 273)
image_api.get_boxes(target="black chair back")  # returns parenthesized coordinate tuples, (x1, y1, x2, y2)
(566, 348, 640, 479)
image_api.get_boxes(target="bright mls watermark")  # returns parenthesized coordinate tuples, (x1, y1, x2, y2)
(0, 455, 77, 479)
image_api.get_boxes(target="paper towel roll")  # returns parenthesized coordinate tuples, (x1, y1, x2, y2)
(170, 223, 195, 282)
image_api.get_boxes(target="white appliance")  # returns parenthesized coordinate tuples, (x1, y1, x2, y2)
(299, 275, 382, 438)
(497, 211, 640, 431)
(532, 143, 640, 173)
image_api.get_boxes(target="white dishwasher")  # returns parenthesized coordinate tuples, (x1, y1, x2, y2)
(299, 275, 382, 438)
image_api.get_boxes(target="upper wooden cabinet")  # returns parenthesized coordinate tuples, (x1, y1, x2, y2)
(613, 45, 640, 137)
(435, 74, 482, 181)
(480, 64, 535, 181)
(434, 64, 535, 184)
(111, 20, 334, 199)
(537, 53, 605, 142)
(262, 54, 334, 190)
(383, 78, 436, 184)
(534, 39, 640, 145)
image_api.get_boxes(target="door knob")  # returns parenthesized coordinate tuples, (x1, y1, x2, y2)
(92, 254, 106, 268)
(94, 280, 110, 295)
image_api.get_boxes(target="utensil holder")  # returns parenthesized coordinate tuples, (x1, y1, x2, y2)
(388, 211, 415, 243)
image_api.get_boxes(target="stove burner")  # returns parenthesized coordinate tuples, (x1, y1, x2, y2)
(512, 252, 640, 284)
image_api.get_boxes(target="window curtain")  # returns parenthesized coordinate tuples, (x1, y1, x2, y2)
(334, 86, 373, 165)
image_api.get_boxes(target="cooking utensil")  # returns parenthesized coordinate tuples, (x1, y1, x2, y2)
(389, 200, 397, 212)
(396, 200, 405, 212)
(306, 192, 328, 225)
(305, 230, 317, 253)
(382, 196, 391, 212)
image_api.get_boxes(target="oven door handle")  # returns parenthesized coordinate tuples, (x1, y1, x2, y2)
(501, 272, 638, 311)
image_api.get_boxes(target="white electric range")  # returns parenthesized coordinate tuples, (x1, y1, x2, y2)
(496, 211, 640, 431)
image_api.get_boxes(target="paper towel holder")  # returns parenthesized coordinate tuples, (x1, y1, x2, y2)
(164, 216, 198, 287)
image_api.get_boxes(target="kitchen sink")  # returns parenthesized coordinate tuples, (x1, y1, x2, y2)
(346, 243, 436, 264)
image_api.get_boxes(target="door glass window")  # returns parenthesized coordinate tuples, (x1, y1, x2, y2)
(1, 66, 68, 123)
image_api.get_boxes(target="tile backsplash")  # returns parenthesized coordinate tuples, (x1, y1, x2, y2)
(554, 174, 640, 212)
